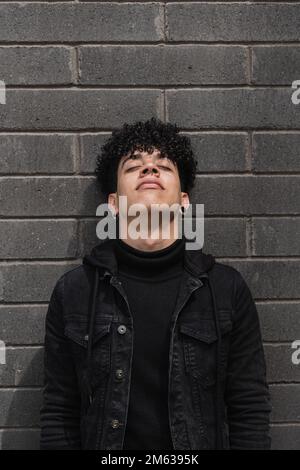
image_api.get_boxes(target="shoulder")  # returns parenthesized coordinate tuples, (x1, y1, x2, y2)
(210, 260, 245, 286)
(51, 263, 96, 298)
(209, 260, 252, 306)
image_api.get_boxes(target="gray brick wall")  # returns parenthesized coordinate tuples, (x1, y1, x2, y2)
(0, 1, 299, 450)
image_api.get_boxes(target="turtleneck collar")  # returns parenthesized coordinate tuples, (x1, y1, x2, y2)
(113, 236, 186, 281)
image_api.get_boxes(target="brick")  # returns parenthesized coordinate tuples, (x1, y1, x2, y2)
(270, 385, 300, 422)
(190, 176, 300, 216)
(0, 47, 73, 85)
(271, 425, 300, 450)
(0, 134, 76, 175)
(80, 133, 111, 174)
(0, 347, 44, 387)
(166, 89, 300, 130)
(79, 45, 248, 85)
(166, 3, 300, 42)
(0, 220, 78, 259)
(253, 133, 300, 173)
(222, 260, 300, 299)
(0, 177, 102, 217)
(203, 217, 247, 256)
(252, 47, 300, 85)
(188, 133, 248, 173)
(0, 306, 46, 345)
(265, 345, 300, 384)
(0, 3, 163, 42)
(258, 302, 300, 342)
(0, 429, 40, 450)
(0, 389, 42, 427)
(0, 90, 162, 130)
(0, 263, 79, 302)
(252, 218, 300, 256)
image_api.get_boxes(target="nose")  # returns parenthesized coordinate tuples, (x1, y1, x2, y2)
(140, 166, 159, 176)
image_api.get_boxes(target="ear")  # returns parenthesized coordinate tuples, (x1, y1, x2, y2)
(108, 193, 119, 216)
(180, 192, 190, 211)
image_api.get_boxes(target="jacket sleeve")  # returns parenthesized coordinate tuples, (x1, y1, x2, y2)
(40, 276, 82, 449)
(224, 270, 272, 450)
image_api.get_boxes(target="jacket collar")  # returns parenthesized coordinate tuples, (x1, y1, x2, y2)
(82, 237, 215, 279)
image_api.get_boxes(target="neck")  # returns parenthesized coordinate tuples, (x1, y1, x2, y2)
(116, 213, 183, 252)
(114, 233, 186, 280)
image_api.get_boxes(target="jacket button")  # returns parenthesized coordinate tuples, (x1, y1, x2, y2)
(117, 325, 127, 335)
(111, 419, 120, 429)
(115, 369, 124, 380)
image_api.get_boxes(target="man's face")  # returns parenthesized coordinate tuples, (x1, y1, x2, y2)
(108, 148, 189, 216)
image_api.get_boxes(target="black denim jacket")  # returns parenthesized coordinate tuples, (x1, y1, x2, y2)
(40, 239, 272, 450)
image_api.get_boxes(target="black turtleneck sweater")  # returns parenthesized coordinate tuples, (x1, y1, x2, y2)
(113, 236, 186, 450)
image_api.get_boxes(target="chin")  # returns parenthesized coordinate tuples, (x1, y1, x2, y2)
(140, 196, 166, 207)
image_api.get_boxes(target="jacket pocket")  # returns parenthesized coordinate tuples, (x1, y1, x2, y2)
(179, 310, 233, 388)
(64, 319, 112, 388)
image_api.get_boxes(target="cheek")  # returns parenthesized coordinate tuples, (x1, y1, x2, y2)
(117, 174, 134, 195)
(168, 170, 180, 184)
(165, 174, 181, 194)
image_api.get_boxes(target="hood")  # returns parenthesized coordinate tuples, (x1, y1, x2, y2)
(82, 236, 216, 279)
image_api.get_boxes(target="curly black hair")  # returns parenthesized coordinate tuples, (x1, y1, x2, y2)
(95, 116, 198, 199)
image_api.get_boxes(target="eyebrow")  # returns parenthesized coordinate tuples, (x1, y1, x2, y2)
(121, 152, 171, 169)
(121, 152, 142, 168)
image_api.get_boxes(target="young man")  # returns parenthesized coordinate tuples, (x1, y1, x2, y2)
(40, 117, 272, 450)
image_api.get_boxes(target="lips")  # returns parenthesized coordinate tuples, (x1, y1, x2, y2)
(138, 183, 162, 190)
(136, 179, 164, 190)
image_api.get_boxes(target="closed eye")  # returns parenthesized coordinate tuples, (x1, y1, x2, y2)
(159, 165, 172, 171)
(126, 165, 172, 172)
(126, 166, 141, 172)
